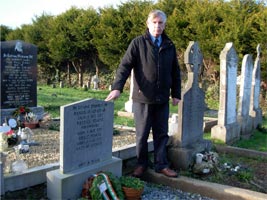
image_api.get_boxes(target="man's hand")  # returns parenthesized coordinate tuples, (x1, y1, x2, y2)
(105, 90, 121, 101)
(172, 98, 180, 106)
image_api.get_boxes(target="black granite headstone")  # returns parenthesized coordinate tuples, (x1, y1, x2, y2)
(0, 40, 37, 109)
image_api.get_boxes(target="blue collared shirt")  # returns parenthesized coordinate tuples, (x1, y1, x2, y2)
(150, 34, 162, 47)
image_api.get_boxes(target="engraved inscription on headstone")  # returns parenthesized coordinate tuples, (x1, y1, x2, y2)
(60, 98, 114, 173)
(227, 65, 237, 124)
(0, 40, 37, 108)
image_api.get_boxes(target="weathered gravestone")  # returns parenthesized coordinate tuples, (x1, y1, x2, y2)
(168, 41, 212, 170)
(237, 54, 254, 137)
(0, 40, 43, 124)
(211, 43, 240, 144)
(91, 74, 99, 90)
(250, 44, 262, 128)
(47, 98, 122, 199)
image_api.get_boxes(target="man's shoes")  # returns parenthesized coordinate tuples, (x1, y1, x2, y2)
(159, 168, 178, 177)
(132, 166, 147, 178)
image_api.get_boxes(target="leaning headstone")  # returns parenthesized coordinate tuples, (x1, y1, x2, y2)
(47, 98, 122, 199)
(0, 40, 44, 124)
(168, 41, 212, 170)
(250, 44, 262, 128)
(237, 54, 254, 137)
(211, 43, 240, 144)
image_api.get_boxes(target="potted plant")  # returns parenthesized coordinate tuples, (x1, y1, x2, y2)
(119, 176, 145, 200)
(24, 112, 39, 129)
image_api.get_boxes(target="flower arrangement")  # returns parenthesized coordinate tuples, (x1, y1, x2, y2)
(0, 124, 17, 151)
(25, 112, 38, 123)
(12, 106, 38, 128)
(80, 172, 145, 200)
(86, 172, 124, 200)
(12, 106, 30, 117)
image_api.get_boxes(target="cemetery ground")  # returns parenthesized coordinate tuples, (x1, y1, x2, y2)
(2, 85, 267, 199)
(2, 116, 267, 199)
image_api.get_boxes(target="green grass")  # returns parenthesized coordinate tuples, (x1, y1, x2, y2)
(38, 85, 131, 125)
(233, 127, 267, 152)
(37, 85, 179, 127)
(203, 116, 267, 152)
(38, 85, 267, 152)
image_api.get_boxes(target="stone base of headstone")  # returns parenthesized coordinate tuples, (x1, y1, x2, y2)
(0, 106, 44, 124)
(4, 163, 58, 192)
(168, 139, 212, 170)
(250, 108, 262, 129)
(117, 111, 134, 118)
(47, 157, 122, 200)
(211, 122, 240, 144)
(0, 161, 4, 195)
(203, 117, 218, 132)
(125, 100, 134, 113)
(238, 116, 254, 139)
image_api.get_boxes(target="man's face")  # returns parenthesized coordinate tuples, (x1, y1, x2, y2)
(146, 16, 165, 38)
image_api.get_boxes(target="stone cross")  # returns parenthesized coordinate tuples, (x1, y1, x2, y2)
(168, 41, 211, 170)
(184, 41, 203, 88)
(176, 41, 205, 147)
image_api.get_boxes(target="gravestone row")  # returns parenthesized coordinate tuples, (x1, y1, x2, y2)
(124, 42, 262, 169)
(0, 40, 263, 198)
(211, 43, 262, 143)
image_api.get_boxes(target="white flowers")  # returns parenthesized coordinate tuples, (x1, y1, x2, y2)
(25, 112, 38, 123)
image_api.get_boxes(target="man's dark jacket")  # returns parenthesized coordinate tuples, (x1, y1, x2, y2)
(112, 30, 181, 104)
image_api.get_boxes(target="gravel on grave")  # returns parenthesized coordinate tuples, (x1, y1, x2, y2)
(4, 126, 214, 200)
(5, 127, 139, 169)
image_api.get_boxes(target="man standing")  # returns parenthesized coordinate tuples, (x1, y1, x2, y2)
(105, 10, 181, 178)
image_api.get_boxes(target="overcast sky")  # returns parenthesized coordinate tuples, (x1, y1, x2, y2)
(0, 0, 130, 29)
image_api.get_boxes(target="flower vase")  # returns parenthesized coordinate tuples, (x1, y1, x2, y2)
(122, 187, 144, 200)
(24, 122, 38, 129)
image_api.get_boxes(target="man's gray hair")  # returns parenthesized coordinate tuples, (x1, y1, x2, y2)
(147, 10, 167, 23)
